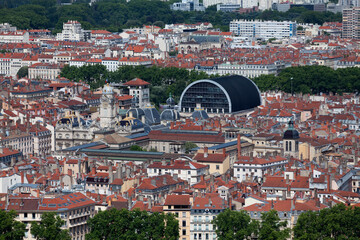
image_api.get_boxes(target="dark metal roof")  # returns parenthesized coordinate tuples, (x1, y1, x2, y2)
(210, 75, 261, 113)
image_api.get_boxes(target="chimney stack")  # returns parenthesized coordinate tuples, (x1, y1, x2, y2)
(237, 134, 241, 159)
(20, 171, 24, 184)
(204, 147, 208, 158)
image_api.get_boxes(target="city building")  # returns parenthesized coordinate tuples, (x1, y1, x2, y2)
(230, 20, 296, 40)
(342, 7, 360, 39)
(190, 194, 228, 240)
(164, 194, 191, 240)
(179, 75, 261, 114)
(123, 78, 150, 108)
(56, 21, 87, 42)
(7, 192, 95, 240)
(171, 0, 205, 11)
(147, 158, 209, 185)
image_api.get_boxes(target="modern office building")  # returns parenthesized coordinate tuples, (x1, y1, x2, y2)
(179, 75, 261, 114)
(229, 20, 296, 40)
(342, 7, 360, 39)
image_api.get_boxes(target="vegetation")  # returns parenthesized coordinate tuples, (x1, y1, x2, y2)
(184, 142, 198, 153)
(60, 64, 212, 105)
(253, 66, 360, 95)
(259, 210, 290, 240)
(129, 144, 146, 151)
(0, 1, 342, 32)
(0, 210, 26, 240)
(212, 209, 259, 240)
(86, 208, 179, 240)
(17, 66, 28, 78)
(31, 212, 71, 240)
(294, 204, 360, 240)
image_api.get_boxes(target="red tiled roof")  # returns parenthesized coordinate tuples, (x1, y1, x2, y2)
(123, 78, 150, 86)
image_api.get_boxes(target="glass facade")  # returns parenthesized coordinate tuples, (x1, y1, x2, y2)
(181, 82, 230, 113)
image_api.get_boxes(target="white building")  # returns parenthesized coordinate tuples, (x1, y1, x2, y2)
(0, 31, 29, 43)
(216, 62, 279, 78)
(147, 158, 209, 185)
(56, 21, 85, 42)
(233, 155, 288, 182)
(190, 195, 228, 240)
(171, 0, 205, 11)
(230, 20, 297, 40)
(204, 0, 240, 8)
(99, 84, 117, 129)
(0, 171, 23, 193)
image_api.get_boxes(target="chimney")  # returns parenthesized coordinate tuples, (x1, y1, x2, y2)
(91, 167, 96, 175)
(237, 134, 241, 159)
(291, 197, 295, 211)
(20, 171, 24, 184)
(109, 162, 114, 183)
(204, 147, 208, 158)
(327, 174, 331, 192)
(222, 148, 226, 157)
(36, 189, 40, 198)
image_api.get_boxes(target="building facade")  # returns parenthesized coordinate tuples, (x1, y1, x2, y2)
(230, 20, 296, 40)
(342, 7, 360, 39)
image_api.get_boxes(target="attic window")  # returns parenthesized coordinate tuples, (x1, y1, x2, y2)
(48, 204, 56, 207)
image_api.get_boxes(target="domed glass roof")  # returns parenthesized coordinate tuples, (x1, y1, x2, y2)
(127, 108, 145, 119)
(191, 108, 209, 120)
(143, 105, 160, 125)
(160, 109, 180, 121)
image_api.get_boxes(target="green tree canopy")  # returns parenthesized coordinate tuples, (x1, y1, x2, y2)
(294, 204, 360, 240)
(212, 209, 259, 240)
(259, 210, 290, 240)
(31, 212, 71, 240)
(0, 210, 26, 240)
(86, 208, 179, 240)
(17, 66, 28, 78)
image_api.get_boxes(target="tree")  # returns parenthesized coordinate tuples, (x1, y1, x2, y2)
(130, 145, 146, 151)
(31, 212, 71, 240)
(294, 204, 360, 240)
(212, 209, 259, 240)
(86, 208, 179, 240)
(17, 66, 28, 78)
(184, 142, 198, 153)
(0, 210, 26, 240)
(259, 210, 290, 240)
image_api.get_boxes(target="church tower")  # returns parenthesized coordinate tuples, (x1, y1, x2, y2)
(283, 120, 299, 158)
(100, 84, 116, 129)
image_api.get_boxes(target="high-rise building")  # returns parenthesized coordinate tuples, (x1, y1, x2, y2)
(229, 20, 296, 40)
(342, 7, 360, 39)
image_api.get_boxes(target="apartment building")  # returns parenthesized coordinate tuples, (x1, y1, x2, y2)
(342, 7, 360, 39)
(164, 195, 192, 240)
(28, 63, 62, 80)
(7, 192, 95, 240)
(230, 20, 296, 40)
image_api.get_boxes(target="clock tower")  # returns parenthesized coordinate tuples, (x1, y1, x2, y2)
(100, 84, 116, 129)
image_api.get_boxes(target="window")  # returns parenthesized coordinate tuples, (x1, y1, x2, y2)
(32, 213, 36, 219)
(182, 229, 186, 235)
(24, 213, 28, 218)
(216, 165, 220, 170)
(182, 220, 186, 227)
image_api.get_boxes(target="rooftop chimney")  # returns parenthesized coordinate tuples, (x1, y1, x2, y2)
(204, 147, 208, 158)
(237, 134, 241, 159)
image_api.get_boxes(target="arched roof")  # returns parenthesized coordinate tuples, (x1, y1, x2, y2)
(179, 75, 261, 113)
